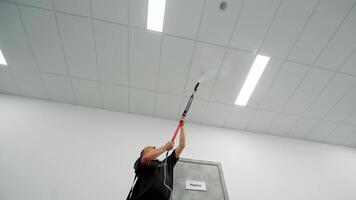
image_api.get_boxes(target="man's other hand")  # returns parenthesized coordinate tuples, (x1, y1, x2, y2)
(165, 141, 174, 151)
(180, 117, 186, 126)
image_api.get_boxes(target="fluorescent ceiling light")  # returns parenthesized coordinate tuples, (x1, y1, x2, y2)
(147, 0, 166, 32)
(0, 49, 7, 66)
(235, 55, 270, 106)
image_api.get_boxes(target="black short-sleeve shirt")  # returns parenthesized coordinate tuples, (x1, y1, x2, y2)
(130, 150, 179, 200)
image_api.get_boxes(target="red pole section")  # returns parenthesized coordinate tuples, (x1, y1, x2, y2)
(171, 122, 182, 142)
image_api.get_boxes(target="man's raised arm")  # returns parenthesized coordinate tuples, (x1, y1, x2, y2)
(175, 117, 186, 158)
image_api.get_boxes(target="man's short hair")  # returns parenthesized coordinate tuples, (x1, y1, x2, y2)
(140, 146, 151, 157)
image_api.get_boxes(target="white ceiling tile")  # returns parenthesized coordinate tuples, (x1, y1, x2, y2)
(288, 0, 353, 65)
(93, 20, 128, 85)
(325, 124, 356, 145)
(91, 0, 128, 24)
(180, 98, 208, 124)
(184, 43, 225, 100)
(202, 102, 231, 127)
(246, 110, 277, 133)
(230, 0, 281, 52)
(304, 73, 356, 119)
(315, 7, 356, 70)
(260, 0, 319, 59)
(129, 88, 155, 116)
(19, 6, 68, 75)
(0, 68, 20, 95)
(260, 61, 309, 112)
(0, 2, 36, 70)
(288, 117, 318, 139)
(344, 110, 356, 125)
(57, 13, 98, 80)
(324, 85, 356, 122)
(129, 29, 161, 90)
(11, 69, 47, 99)
(53, 0, 90, 17)
(282, 68, 334, 115)
(16, 0, 53, 9)
(42, 73, 75, 104)
(72, 78, 102, 108)
(155, 93, 181, 120)
(224, 106, 255, 130)
(164, 0, 205, 39)
(247, 58, 283, 107)
(340, 50, 356, 76)
(128, 0, 147, 29)
(198, 0, 243, 45)
(210, 49, 255, 104)
(268, 114, 299, 136)
(101, 83, 128, 112)
(157, 36, 194, 95)
(306, 121, 338, 142)
(343, 132, 356, 147)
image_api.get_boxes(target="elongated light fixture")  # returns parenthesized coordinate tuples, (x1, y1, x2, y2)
(147, 0, 166, 32)
(0, 49, 7, 66)
(235, 55, 270, 106)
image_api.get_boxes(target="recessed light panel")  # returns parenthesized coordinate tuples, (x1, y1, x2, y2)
(147, 0, 166, 32)
(0, 49, 7, 66)
(235, 55, 270, 106)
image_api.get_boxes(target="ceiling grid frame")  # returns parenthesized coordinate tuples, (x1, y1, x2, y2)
(50, 0, 78, 105)
(247, 1, 355, 140)
(321, 81, 356, 121)
(88, 0, 104, 109)
(201, 0, 247, 125)
(15, 3, 50, 100)
(239, 0, 288, 130)
(261, 0, 324, 135)
(7, 67, 23, 96)
(127, 0, 131, 113)
(3, 0, 355, 75)
(152, 33, 169, 118)
(0, 0, 355, 147)
(285, 4, 356, 141)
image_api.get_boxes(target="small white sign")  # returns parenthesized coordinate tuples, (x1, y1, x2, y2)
(185, 180, 207, 191)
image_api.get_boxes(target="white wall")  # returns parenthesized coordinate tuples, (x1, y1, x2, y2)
(0, 94, 356, 200)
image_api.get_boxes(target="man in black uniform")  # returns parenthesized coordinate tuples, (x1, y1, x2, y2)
(128, 117, 186, 200)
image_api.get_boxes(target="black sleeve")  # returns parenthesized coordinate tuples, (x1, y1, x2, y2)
(134, 157, 145, 174)
(134, 157, 158, 174)
(167, 150, 179, 167)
